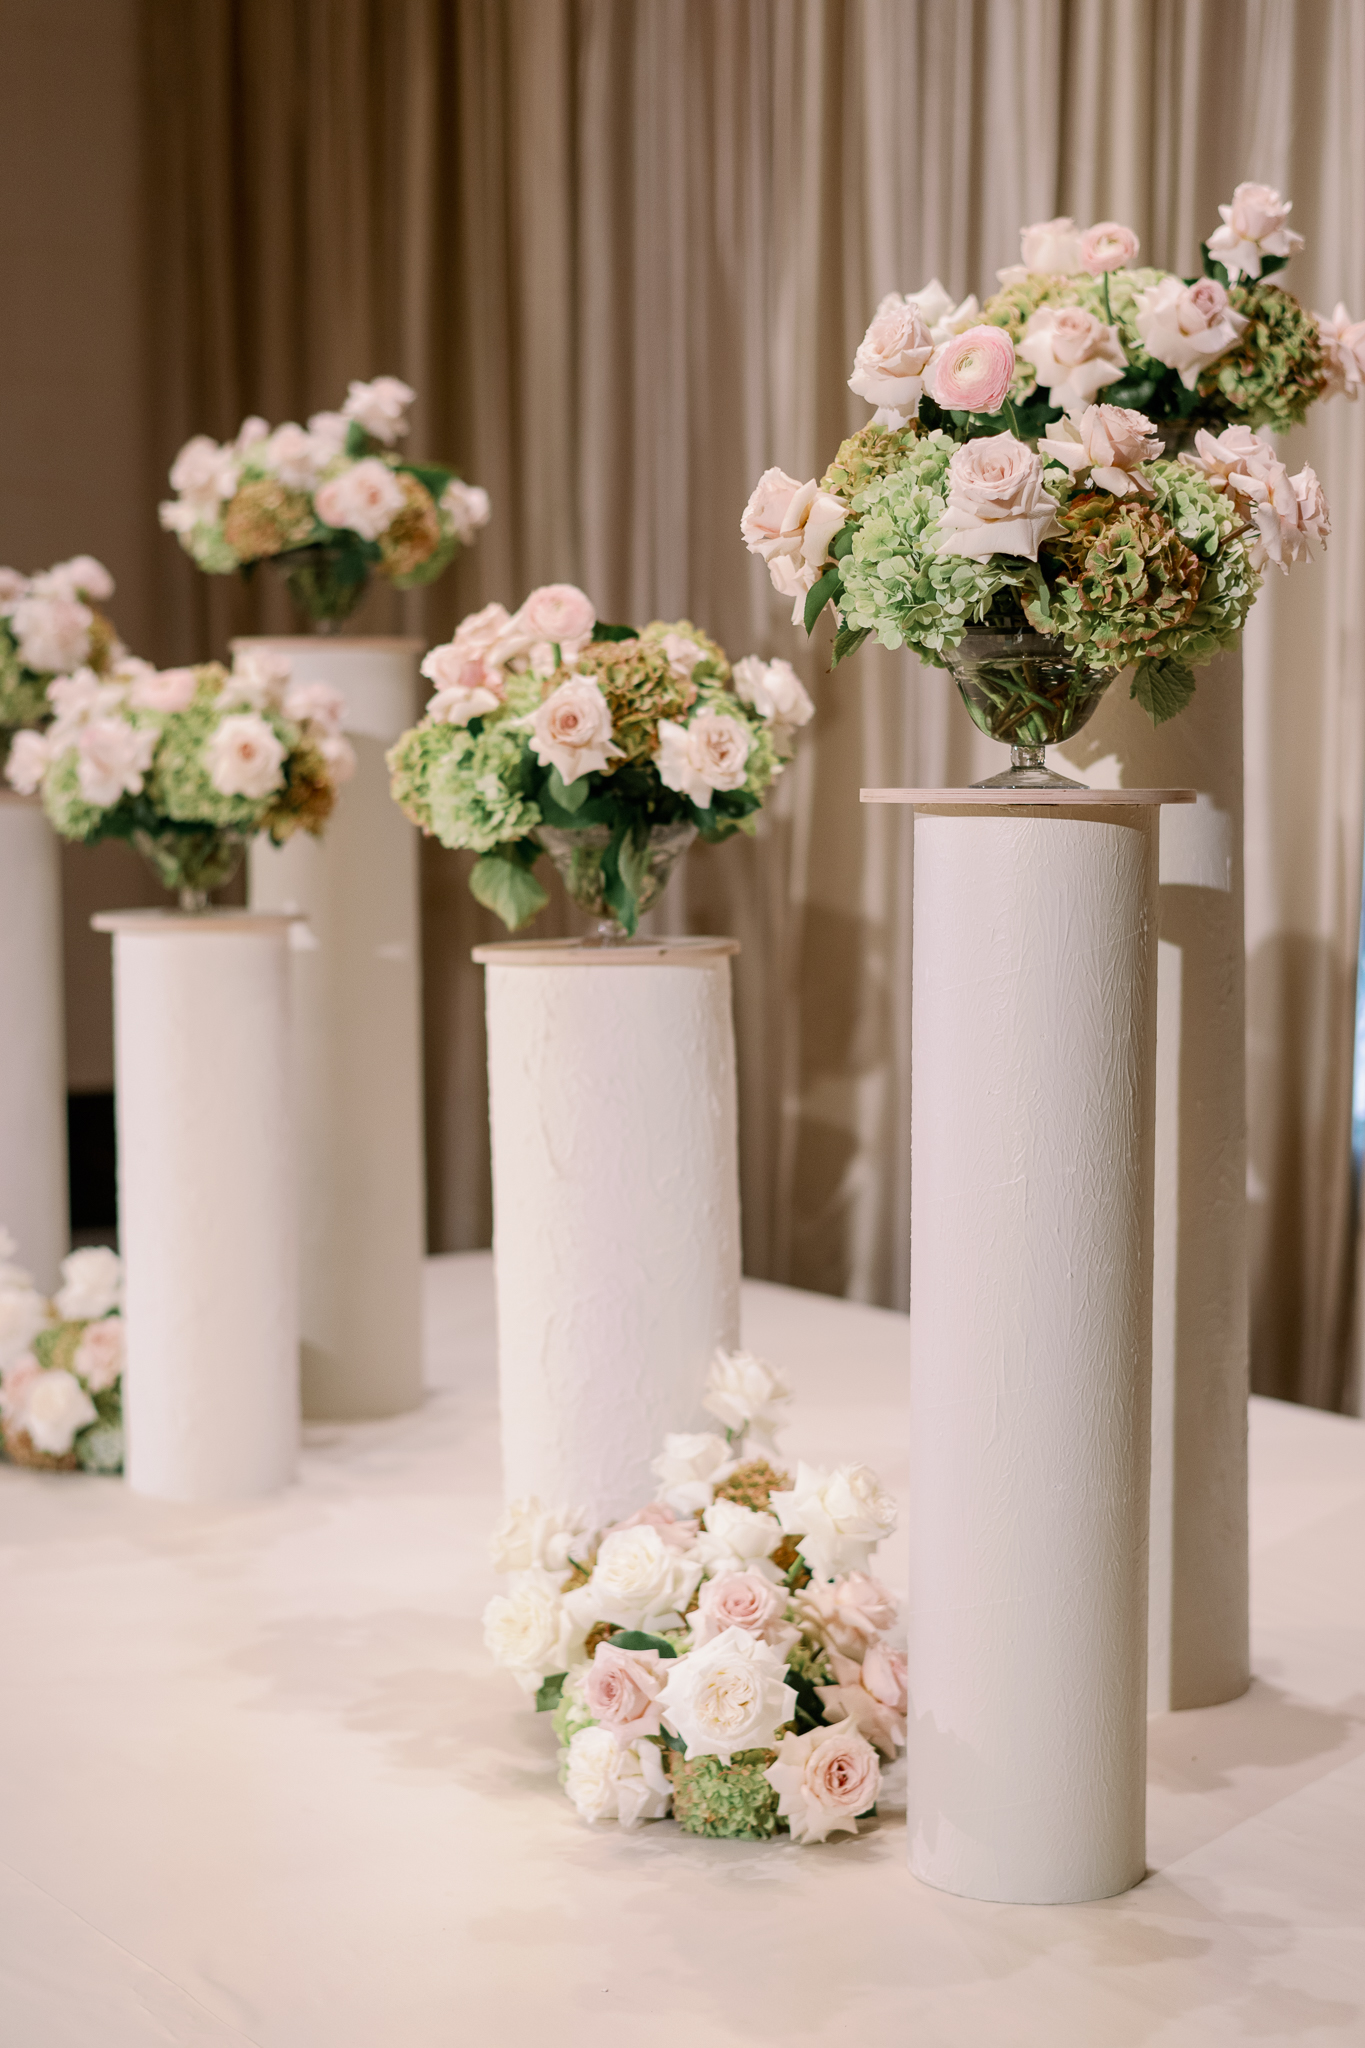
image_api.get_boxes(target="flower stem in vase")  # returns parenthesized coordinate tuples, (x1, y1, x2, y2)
(178, 886, 210, 915)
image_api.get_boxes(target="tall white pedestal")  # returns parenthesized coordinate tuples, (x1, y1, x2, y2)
(475, 937, 743, 1527)
(239, 637, 426, 1422)
(0, 795, 67, 1290)
(94, 910, 299, 1503)
(865, 784, 1191, 1904)
(1058, 651, 1250, 1712)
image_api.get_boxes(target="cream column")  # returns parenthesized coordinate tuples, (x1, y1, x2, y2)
(475, 937, 743, 1527)
(1057, 651, 1250, 1713)
(0, 795, 67, 1290)
(239, 637, 426, 1421)
(94, 910, 299, 1503)
(864, 785, 1192, 1905)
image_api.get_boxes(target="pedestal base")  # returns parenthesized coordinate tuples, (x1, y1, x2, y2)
(0, 796, 67, 1289)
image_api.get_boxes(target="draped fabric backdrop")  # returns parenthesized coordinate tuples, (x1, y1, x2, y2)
(98, 0, 1365, 1408)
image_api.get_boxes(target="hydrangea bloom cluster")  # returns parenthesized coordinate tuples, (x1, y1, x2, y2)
(0, 1233, 125, 1473)
(159, 377, 490, 626)
(483, 1347, 903, 1844)
(388, 585, 813, 934)
(0, 557, 120, 768)
(6, 648, 356, 902)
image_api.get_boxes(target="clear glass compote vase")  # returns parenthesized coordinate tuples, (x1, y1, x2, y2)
(942, 631, 1111, 790)
(535, 820, 697, 940)
(132, 826, 246, 913)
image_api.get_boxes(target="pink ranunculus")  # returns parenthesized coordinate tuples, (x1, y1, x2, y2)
(606, 1502, 699, 1553)
(929, 325, 1016, 414)
(690, 1570, 793, 1650)
(1079, 221, 1140, 275)
(583, 1642, 670, 1747)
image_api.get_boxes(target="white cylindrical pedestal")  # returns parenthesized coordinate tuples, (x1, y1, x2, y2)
(475, 937, 743, 1527)
(95, 910, 299, 1503)
(1058, 652, 1250, 1712)
(238, 637, 425, 1421)
(0, 794, 67, 1290)
(868, 785, 1191, 1905)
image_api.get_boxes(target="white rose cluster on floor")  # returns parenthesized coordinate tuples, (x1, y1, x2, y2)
(483, 1348, 904, 1843)
(0, 1231, 125, 1473)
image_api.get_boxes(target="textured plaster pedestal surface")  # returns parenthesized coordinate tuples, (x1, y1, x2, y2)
(865, 785, 1194, 1904)
(1, 1255, 1362, 2048)
(0, 794, 67, 1289)
(239, 637, 425, 1422)
(1057, 647, 1251, 1713)
(94, 910, 299, 1502)
(476, 937, 742, 1526)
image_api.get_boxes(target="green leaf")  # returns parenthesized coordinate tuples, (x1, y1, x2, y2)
(546, 764, 589, 814)
(344, 420, 373, 460)
(788, 1673, 827, 1735)
(1200, 242, 1231, 289)
(803, 565, 843, 636)
(1258, 251, 1289, 280)
(830, 624, 870, 668)
(534, 1673, 566, 1713)
(609, 1630, 678, 1659)
(600, 823, 639, 936)
(469, 849, 551, 930)
(830, 524, 856, 561)
(591, 621, 638, 642)
(1130, 656, 1197, 726)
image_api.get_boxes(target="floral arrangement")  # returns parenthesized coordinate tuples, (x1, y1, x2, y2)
(484, 1349, 904, 1843)
(5, 647, 356, 907)
(741, 183, 1340, 734)
(159, 376, 491, 627)
(0, 556, 120, 768)
(388, 583, 813, 934)
(0, 1235, 124, 1473)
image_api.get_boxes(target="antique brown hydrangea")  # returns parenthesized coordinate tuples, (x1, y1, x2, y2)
(574, 638, 697, 765)
(223, 478, 317, 562)
(378, 473, 443, 577)
(1029, 495, 1204, 663)
(1198, 277, 1328, 432)
(711, 1457, 793, 1513)
(820, 423, 921, 504)
(262, 741, 338, 843)
(665, 1747, 785, 1839)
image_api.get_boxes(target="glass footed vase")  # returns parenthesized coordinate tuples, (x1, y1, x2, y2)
(536, 819, 697, 940)
(132, 825, 246, 913)
(943, 631, 1111, 789)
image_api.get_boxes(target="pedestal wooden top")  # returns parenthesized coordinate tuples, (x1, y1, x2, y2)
(862, 787, 1197, 809)
(230, 635, 424, 653)
(92, 909, 306, 935)
(473, 935, 740, 967)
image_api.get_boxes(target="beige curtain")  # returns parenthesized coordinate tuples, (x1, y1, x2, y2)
(140, 0, 1365, 1407)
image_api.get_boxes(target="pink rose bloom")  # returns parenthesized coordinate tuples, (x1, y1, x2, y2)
(513, 583, 596, 650)
(794, 1571, 897, 1658)
(583, 1642, 669, 1747)
(0, 1352, 43, 1423)
(1317, 303, 1365, 401)
(740, 468, 847, 624)
(283, 679, 346, 734)
(847, 299, 935, 422)
(1038, 403, 1161, 497)
(1079, 221, 1140, 275)
(1133, 275, 1248, 389)
(690, 1570, 796, 1651)
(1016, 216, 1085, 277)
(73, 1315, 124, 1393)
(606, 1502, 699, 1553)
(422, 601, 511, 724)
(929, 325, 1016, 414)
(519, 675, 622, 784)
(764, 1722, 882, 1844)
(861, 1642, 907, 1712)
(5, 729, 50, 795)
(936, 433, 1062, 563)
(817, 1646, 907, 1756)
(1206, 181, 1304, 281)
(1019, 304, 1126, 410)
(128, 666, 198, 714)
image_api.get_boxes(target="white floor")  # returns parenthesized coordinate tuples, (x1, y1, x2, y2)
(1, 1252, 1362, 2047)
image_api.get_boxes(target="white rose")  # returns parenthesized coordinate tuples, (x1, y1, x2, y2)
(341, 375, 416, 444)
(770, 1460, 898, 1581)
(935, 432, 1063, 564)
(166, 434, 239, 519)
(45, 671, 127, 753)
(283, 680, 346, 734)
(563, 1726, 671, 1829)
(702, 1346, 792, 1448)
(903, 279, 981, 345)
(263, 422, 322, 490)
(489, 1496, 593, 1575)
(0, 1284, 48, 1368)
(440, 479, 491, 542)
(204, 712, 286, 801)
(76, 719, 157, 808)
(1133, 275, 1249, 389)
(1317, 303, 1365, 401)
(73, 1315, 124, 1393)
(573, 1524, 703, 1631)
(55, 1246, 123, 1321)
(1038, 404, 1161, 497)
(224, 647, 292, 712)
(482, 1568, 586, 1693)
(1019, 304, 1127, 409)
(11, 594, 93, 675)
(764, 1722, 881, 1844)
(306, 410, 351, 463)
(657, 632, 705, 677)
(731, 656, 813, 751)
(650, 1431, 737, 1517)
(658, 1626, 796, 1763)
(690, 1498, 785, 1583)
(1206, 182, 1304, 282)
(847, 299, 935, 424)
(314, 458, 407, 541)
(656, 709, 752, 808)
(517, 675, 621, 783)
(31, 556, 114, 603)
(740, 469, 847, 624)
(4, 730, 50, 796)
(19, 1368, 96, 1457)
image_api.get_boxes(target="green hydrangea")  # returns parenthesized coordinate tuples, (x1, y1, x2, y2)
(183, 520, 241, 575)
(150, 692, 293, 830)
(821, 423, 922, 504)
(838, 431, 1024, 660)
(551, 1683, 596, 1759)
(1026, 495, 1205, 670)
(0, 625, 48, 736)
(1198, 278, 1327, 432)
(41, 747, 116, 841)
(668, 1748, 785, 1839)
(422, 724, 541, 853)
(783, 1635, 833, 1689)
(639, 618, 731, 686)
(1068, 267, 1172, 385)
